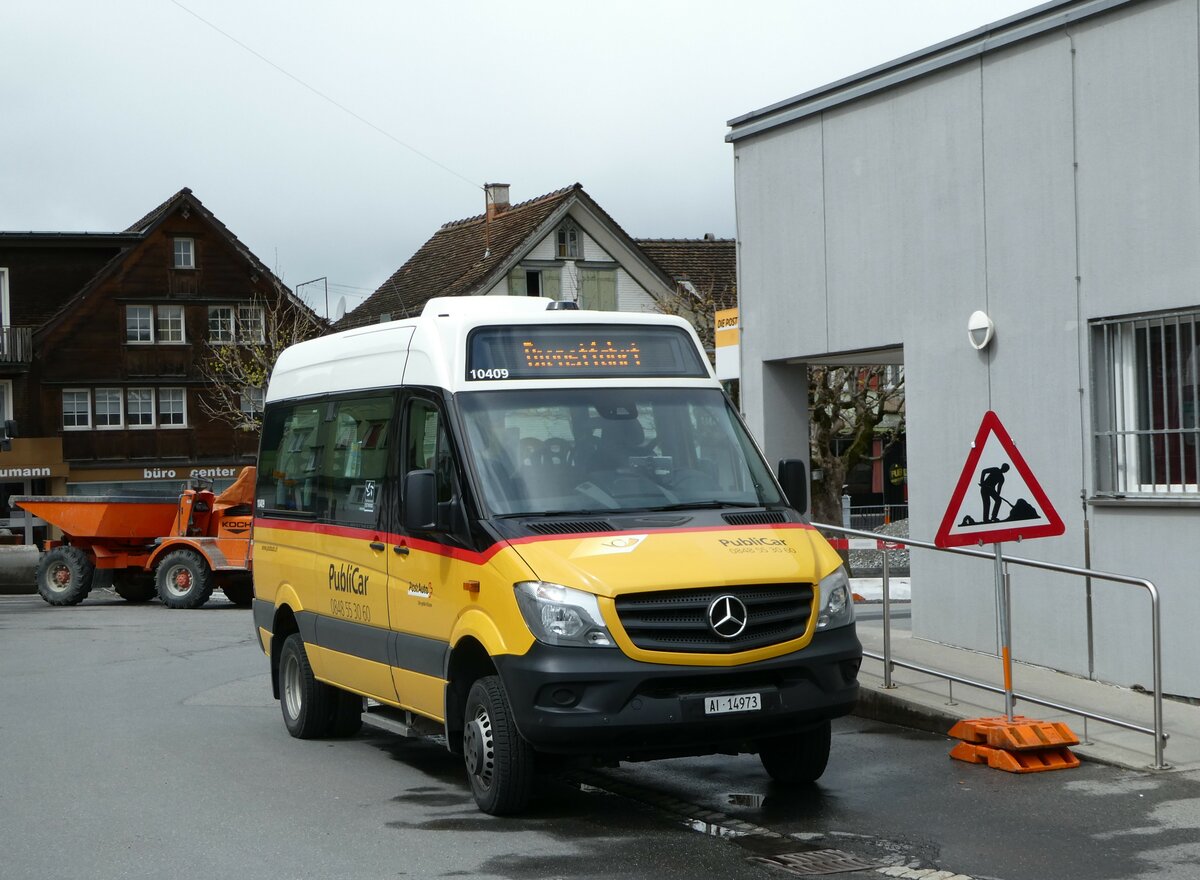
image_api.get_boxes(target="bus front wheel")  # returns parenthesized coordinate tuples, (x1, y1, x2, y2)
(462, 676, 533, 816)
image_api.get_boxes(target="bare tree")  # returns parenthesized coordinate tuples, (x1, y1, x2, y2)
(654, 278, 724, 359)
(198, 290, 325, 432)
(808, 365, 905, 526)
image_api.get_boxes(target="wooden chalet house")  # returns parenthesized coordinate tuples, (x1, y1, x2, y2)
(0, 188, 309, 545)
(338, 183, 683, 327)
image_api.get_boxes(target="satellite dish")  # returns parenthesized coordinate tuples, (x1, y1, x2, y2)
(332, 296, 347, 322)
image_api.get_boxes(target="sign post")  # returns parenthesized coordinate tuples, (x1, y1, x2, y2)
(936, 411, 1064, 721)
(936, 414, 1081, 771)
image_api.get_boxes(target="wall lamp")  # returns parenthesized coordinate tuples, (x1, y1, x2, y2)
(968, 310, 995, 350)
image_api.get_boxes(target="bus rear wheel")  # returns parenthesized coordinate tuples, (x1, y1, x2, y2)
(279, 633, 335, 738)
(462, 676, 533, 816)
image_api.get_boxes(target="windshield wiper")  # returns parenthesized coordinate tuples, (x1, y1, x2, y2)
(494, 509, 616, 519)
(648, 500, 764, 511)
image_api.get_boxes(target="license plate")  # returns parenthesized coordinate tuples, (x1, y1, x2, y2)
(704, 692, 761, 715)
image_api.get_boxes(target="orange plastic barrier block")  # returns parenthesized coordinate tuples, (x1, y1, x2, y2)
(948, 715, 1078, 748)
(950, 740, 1079, 772)
(987, 721, 1079, 751)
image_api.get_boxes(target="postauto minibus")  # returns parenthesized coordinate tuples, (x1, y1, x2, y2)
(252, 295, 860, 815)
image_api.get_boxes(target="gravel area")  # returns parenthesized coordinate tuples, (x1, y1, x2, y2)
(848, 518, 910, 576)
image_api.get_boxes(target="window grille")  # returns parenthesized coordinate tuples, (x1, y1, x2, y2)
(1092, 309, 1200, 495)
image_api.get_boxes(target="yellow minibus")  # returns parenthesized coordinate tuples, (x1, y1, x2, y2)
(252, 295, 860, 814)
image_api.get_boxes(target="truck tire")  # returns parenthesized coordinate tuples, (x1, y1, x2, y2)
(155, 549, 215, 609)
(221, 579, 253, 607)
(758, 719, 832, 784)
(279, 633, 335, 738)
(462, 676, 533, 815)
(36, 546, 95, 606)
(112, 571, 157, 603)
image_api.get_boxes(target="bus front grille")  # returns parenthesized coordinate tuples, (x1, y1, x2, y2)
(614, 584, 815, 654)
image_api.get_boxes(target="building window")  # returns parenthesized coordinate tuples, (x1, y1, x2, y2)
(127, 388, 154, 428)
(63, 390, 91, 430)
(240, 386, 265, 417)
(209, 307, 234, 343)
(237, 305, 265, 344)
(126, 305, 154, 343)
(556, 223, 580, 259)
(174, 238, 195, 269)
(158, 388, 187, 427)
(156, 305, 185, 343)
(1092, 309, 1200, 495)
(95, 388, 124, 428)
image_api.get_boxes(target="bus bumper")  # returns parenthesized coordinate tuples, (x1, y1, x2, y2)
(494, 624, 861, 758)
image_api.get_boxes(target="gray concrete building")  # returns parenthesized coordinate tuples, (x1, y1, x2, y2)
(728, 0, 1200, 698)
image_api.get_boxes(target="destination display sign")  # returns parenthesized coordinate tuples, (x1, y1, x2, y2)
(466, 325, 708, 380)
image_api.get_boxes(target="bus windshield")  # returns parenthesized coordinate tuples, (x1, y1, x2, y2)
(458, 387, 783, 516)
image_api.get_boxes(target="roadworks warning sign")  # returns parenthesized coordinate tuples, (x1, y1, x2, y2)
(934, 411, 1064, 548)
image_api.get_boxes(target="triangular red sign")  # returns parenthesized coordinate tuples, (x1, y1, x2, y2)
(935, 411, 1065, 548)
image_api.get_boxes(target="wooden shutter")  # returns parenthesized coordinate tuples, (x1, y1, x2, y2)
(508, 266, 527, 296)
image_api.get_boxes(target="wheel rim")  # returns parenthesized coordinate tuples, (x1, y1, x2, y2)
(463, 702, 495, 791)
(165, 565, 193, 598)
(282, 651, 302, 721)
(46, 562, 72, 593)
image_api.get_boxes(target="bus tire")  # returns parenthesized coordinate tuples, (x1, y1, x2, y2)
(758, 719, 832, 784)
(221, 579, 253, 607)
(462, 676, 533, 816)
(36, 546, 95, 606)
(279, 633, 334, 738)
(330, 690, 363, 737)
(155, 549, 215, 609)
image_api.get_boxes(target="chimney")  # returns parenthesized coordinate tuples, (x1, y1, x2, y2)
(485, 183, 510, 221)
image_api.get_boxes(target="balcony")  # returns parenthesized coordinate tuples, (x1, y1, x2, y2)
(0, 326, 34, 370)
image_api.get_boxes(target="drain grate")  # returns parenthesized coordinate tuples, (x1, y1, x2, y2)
(749, 848, 881, 876)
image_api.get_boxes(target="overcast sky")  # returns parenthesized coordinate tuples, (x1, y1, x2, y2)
(3, 0, 1035, 317)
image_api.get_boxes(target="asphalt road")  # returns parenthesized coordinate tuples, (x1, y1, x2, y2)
(2, 590, 1197, 880)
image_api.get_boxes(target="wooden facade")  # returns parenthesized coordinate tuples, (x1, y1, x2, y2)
(0, 189, 306, 531)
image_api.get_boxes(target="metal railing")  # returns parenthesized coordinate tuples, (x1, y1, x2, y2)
(847, 504, 908, 531)
(814, 522, 1168, 770)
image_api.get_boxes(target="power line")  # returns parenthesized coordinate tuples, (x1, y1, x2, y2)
(167, 0, 481, 192)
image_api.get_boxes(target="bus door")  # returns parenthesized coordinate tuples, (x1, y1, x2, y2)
(388, 392, 472, 720)
(309, 392, 398, 702)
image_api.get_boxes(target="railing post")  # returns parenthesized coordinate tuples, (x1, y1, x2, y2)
(881, 546, 895, 689)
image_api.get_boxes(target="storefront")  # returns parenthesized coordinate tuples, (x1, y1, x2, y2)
(0, 438, 68, 546)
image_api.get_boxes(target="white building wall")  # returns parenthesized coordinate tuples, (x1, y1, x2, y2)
(733, 0, 1200, 695)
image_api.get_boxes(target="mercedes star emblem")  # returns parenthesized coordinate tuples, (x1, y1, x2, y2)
(707, 595, 748, 639)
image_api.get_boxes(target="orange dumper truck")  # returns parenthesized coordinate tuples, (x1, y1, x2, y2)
(14, 466, 255, 608)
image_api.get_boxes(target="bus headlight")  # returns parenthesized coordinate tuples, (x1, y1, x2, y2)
(816, 566, 855, 630)
(514, 581, 615, 648)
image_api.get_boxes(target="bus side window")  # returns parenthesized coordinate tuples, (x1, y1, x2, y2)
(404, 398, 464, 532)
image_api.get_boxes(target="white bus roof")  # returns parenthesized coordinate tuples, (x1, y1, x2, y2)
(266, 296, 718, 402)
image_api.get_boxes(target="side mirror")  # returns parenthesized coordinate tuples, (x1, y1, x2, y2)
(403, 469, 438, 531)
(776, 459, 808, 514)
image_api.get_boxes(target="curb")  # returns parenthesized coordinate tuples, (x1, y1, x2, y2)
(853, 685, 960, 739)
